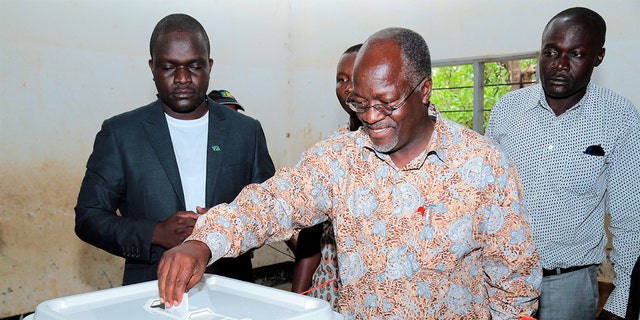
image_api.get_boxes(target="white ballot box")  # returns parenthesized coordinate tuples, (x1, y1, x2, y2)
(26, 274, 342, 320)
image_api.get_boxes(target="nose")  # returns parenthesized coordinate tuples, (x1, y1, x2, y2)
(359, 105, 386, 125)
(345, 81, 353, 95)
(174, 67, 192, 84)
(552, 53, 569, 71)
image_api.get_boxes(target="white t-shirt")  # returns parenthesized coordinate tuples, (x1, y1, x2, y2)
(165, 112, 208, 212)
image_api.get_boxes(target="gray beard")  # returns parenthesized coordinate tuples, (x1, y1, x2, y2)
(371, 134, 399, 154)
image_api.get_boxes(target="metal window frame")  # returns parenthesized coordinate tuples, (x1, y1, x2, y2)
(432, 52, 538, 133)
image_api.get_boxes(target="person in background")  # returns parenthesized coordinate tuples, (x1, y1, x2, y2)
(208, 89, 245, 112)
(291, 43, 362, 310)
(74, 13, 275, 285)
(336, 44, 364, 132)
(486, 7, 640, 320)
(158, 27, 541, 319)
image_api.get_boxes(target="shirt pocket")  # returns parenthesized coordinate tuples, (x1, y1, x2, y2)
(559, 151, 607, 195)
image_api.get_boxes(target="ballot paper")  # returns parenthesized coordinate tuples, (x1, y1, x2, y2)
(145, 293, 214, 319)
(165, 293, 189, 317)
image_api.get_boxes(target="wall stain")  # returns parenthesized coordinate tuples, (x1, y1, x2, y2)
(0, 161, 123, 317)
(300, 122, 323, 150)
(0, 159, 294, 317)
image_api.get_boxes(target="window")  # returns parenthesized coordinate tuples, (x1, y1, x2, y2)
(431, 53, 538, 133)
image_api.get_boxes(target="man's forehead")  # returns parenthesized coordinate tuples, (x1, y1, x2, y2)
(542, 21, 603, 50)
(153, 31, 208, 55)
(544, 17, 600, 39)
(351, 67, 404, 99)
(354, 41, 401, 73)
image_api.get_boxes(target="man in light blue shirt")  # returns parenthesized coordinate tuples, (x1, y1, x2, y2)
(486, 7, 640, 320)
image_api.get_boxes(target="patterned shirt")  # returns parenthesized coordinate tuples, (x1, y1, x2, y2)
(486, 83, 640, 317)
(189, 109, 541, 319)
(306, 123, 352, 310)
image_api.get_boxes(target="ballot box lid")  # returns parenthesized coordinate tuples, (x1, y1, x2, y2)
(29, 274, 342, 320)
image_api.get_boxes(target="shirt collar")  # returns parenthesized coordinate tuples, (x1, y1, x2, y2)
(534, 83, 594, 117)
(360, 104, 447, 170)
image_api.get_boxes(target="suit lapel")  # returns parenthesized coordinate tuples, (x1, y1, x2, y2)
(142, 101, 186, 209)
(205, 98, 230, 207)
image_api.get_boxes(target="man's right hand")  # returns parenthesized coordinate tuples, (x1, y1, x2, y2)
(152, 211, 200, 249)
(157, 240, 210, 307)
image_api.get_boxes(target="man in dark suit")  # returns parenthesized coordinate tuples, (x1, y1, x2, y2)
(74, 13, 275, 285)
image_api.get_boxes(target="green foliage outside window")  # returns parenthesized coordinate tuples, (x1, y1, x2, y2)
(431, 58, 537, 131)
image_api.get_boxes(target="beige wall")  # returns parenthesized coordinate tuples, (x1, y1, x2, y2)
(1, 0, 638, 316)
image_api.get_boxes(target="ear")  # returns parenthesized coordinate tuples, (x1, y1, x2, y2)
(420, 77, 433, 105)
(594, 47, 605, 67)
(148, 58, 154, 71)
(207, 58, 214, 77)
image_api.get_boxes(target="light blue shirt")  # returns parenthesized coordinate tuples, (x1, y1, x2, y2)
(486, 83, 640, 317)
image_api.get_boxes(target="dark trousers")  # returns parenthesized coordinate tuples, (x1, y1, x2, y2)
(626, 256, 640, 320)
(205, 252, 254, 283)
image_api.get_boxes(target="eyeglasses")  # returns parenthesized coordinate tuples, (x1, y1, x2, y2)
(346, 75, 428, 116)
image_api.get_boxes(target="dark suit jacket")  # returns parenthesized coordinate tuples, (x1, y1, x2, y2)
(75, 98, 275, 285)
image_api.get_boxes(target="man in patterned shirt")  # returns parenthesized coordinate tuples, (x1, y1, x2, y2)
(158, 27, 541, 319)
(486, 7, 640, 320)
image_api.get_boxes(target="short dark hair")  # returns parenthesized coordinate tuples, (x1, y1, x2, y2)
(343, 43, 363, 55)
(366, 27, 431, 85)
(546, 7, 606, 46)
(149, 13, 210, 58)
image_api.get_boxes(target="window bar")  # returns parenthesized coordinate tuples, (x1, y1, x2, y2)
(472, 61, 485, 134)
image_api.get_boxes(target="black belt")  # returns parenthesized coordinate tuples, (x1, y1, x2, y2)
(543, 264, 596, 277)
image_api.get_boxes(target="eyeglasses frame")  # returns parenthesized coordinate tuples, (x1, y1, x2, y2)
(346, 75, 429, 116)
